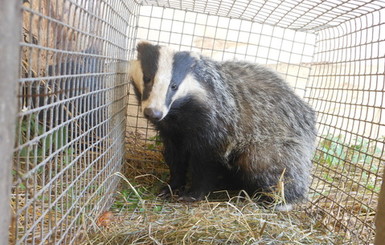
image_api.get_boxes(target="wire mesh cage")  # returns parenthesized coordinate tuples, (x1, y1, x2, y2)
(7, 0, 385, 244)
(128, 0, 385, 244)
(10, 1, 138, 244)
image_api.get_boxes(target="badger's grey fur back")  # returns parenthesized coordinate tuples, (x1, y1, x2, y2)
(130, 42, 317, 209)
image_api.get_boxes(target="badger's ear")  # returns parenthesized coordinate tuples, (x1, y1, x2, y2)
(136, 41, 160, 61)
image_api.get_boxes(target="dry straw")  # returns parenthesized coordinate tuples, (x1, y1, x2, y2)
(82, 133, 341, 244)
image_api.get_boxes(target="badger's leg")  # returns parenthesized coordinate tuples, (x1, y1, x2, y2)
(159, 146, 189, 198)
(241, 165, 310, 209)
(233, 144, 312, 210)
(179, 155, 221, 202)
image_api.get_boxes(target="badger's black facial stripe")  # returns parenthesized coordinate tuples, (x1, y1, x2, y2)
(131, 79, 142, 104)
(172, 52, 196, 84)
(137, 42, 160, 101)
(142, 80, 154, 101)
(165, 51, 196, 106)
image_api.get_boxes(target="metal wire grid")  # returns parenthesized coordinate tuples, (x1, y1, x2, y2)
(11, 0, 138, 244)
(124, 1, 385, 244)
(141, 0, 384, 31)
(306, 8, 385, 244)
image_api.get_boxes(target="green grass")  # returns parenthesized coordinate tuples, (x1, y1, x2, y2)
(17, 113, 73, 166)
(314, 134, 383, 193)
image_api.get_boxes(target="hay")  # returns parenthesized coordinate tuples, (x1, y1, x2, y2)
(82, 132, 342, 244)
(84, 200, 337, 244)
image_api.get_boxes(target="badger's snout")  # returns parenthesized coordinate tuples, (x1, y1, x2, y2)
(144, 107, 163, 121)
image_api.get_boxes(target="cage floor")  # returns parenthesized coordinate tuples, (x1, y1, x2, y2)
(79, 131, 372, 245)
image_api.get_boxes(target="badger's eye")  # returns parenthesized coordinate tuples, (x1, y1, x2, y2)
(143, 75, 151, 83)
(170, 83, 178, 91)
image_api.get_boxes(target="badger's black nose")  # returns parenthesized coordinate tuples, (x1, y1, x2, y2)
(144, 108, 163, 121)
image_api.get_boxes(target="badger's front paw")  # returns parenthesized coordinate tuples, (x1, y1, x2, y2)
(158, 185, 183, 199)
(178, 195, 199, 202)
(178, 191, 206, 202)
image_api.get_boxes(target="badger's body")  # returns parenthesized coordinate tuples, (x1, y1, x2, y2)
(130, 42, 317, 210)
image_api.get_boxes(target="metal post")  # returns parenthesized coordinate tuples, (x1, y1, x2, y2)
(0, 1, 20, 244)
(375, 171, 385, 245)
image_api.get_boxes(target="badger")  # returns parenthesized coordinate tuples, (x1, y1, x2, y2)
(129, 41, 317, 211)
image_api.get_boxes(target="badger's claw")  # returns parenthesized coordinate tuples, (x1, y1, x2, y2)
(158, 188, 172, 199)
(178, 195, 199, 202)
(158, 185, 183, 199)
(178, 191, 206, 202)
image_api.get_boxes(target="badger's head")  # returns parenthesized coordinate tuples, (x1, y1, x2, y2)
(129, 42, 207, 122)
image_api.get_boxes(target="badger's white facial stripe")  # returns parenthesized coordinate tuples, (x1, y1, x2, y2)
(142, 46, 174, 119)
(129, 60, 144, 95)
(170, 74, 207, 106)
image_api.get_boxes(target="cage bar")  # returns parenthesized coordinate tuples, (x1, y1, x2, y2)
(0, 1, 21, 245)
(375, 169, 385, 244)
